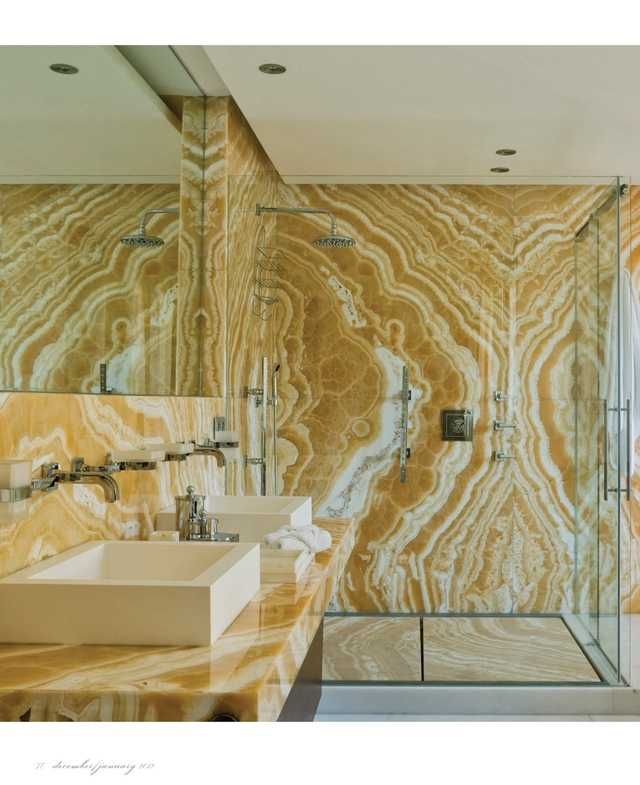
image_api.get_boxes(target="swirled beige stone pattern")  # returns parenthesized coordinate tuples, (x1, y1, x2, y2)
(323, 615, 421, 681)
(0, 183, 180, 395)
(200, 97, 280, 492)
(0, 518, 354, 722)
(0, 98, 280, 583)
(273, 183, 613, 614)
(175, 97, 207, 396)
(0, 392, 225, 579)
(421, 616, 599, 682)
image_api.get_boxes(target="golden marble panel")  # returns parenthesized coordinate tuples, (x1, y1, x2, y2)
(0, 518, 355, 722)
(198, 97, 229, 398)
(0, 183, 180, 394)
(0, 97, 285, 584)
(175, 97, 206, 396)
(421, 616, 599, 682)
(271, 183, 617, 614)
(323, 615, 421, 681)
(0, 392, 225, 578)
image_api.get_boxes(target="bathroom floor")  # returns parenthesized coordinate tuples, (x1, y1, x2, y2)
(323, 615, 601, 684)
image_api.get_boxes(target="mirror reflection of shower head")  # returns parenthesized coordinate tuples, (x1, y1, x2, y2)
(255, 204, 356, 248)
(120, 207, 179, 249)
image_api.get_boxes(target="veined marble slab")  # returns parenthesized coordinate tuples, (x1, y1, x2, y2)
(323, 616, 421, 682)
(422, 616, 600, 682)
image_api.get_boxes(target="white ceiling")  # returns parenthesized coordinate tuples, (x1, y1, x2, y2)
(0, 46, 182, 183)
(205, 46, 640, 184)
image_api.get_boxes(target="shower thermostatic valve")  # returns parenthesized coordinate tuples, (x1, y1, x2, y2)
(441, 409, 474, 442)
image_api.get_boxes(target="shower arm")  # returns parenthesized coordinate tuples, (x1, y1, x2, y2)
(138, 207, 179, 234)
(255, 204, 337, 235)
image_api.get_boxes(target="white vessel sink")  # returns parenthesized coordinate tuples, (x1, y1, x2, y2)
(0, 540, 260, 646)
(157, 495, 312, 543)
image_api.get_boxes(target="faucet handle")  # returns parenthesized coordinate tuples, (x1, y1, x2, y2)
(32, 462, 61, 492)
(71, 456, 120, 474)
(70, 456, 85, 473)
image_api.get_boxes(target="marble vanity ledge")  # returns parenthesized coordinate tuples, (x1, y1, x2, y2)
(0, 517, 355, 723)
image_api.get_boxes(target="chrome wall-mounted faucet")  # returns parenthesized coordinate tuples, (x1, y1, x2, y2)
(190, 444, 227, 469)
(38, 458, 121, 503)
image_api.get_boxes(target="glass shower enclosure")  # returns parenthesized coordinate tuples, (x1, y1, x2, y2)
(573, 178, 630, 685)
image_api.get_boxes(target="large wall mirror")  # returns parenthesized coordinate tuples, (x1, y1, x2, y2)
(0, 46, 205, 396)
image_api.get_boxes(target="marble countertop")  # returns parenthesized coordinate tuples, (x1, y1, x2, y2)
(0, 517, 355, 722)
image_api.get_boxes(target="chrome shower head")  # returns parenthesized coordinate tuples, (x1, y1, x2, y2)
(120, 232, 165, 248)
(120, 207, 179, 250)
(313, 233, 356, 249)
(256, 203, 356, 249)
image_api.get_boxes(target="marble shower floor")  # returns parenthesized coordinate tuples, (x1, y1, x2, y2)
(323, 615, 601, 684)
(323, 616, 422, 681)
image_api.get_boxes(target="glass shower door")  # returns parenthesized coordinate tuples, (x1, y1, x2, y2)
(574, 183, 622, 681)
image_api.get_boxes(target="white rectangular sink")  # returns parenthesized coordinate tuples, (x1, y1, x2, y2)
(0, 540, 260, 646)
(157, 495, 312, 543)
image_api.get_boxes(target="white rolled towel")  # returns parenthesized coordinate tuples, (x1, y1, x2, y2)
(264, 524, 332, 553)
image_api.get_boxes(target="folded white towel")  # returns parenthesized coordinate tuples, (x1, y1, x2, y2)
(264, 524, 332, 553)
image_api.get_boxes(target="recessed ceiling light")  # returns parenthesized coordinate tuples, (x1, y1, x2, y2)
(496, 148, 517, 156)
(49, 63, 79, 75)
(490, 167, 510, 173)
(259, 63, 286, 75)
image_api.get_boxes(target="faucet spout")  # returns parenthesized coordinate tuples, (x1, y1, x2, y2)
(70, 472, 121, 503)
(191, 445, 226, 468)
(44, 458, 122, 503)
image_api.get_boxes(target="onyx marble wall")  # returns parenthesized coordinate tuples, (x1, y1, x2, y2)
(271, 183, 629, 614)
(2, 94, 639, 620)
(0, 182, 181, 394)
(0, 392, 225, 578)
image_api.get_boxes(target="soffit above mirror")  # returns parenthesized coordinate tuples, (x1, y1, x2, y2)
(0, 46, 182, 183)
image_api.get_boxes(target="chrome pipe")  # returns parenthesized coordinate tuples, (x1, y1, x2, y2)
(137, 207, 179, 234)
(271, 363, 280, 495)
(399, 366, 411, 483)
(603, 399, 609, 501)
(623, 398, 632, 502)
(260, 356, 268, 496)
(256, 203, 337, 235)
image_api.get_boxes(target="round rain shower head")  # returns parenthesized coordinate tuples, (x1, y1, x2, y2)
(120, 207, 178, 250)
(313, 234, 356, 249)
(254, 203, 356, 249)
(120, 233, 165, 248)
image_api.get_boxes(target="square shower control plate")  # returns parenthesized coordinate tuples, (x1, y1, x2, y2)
(441, 409, 474, 442)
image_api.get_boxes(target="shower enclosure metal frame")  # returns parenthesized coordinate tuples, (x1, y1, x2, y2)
(571, 177, 631, 686)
